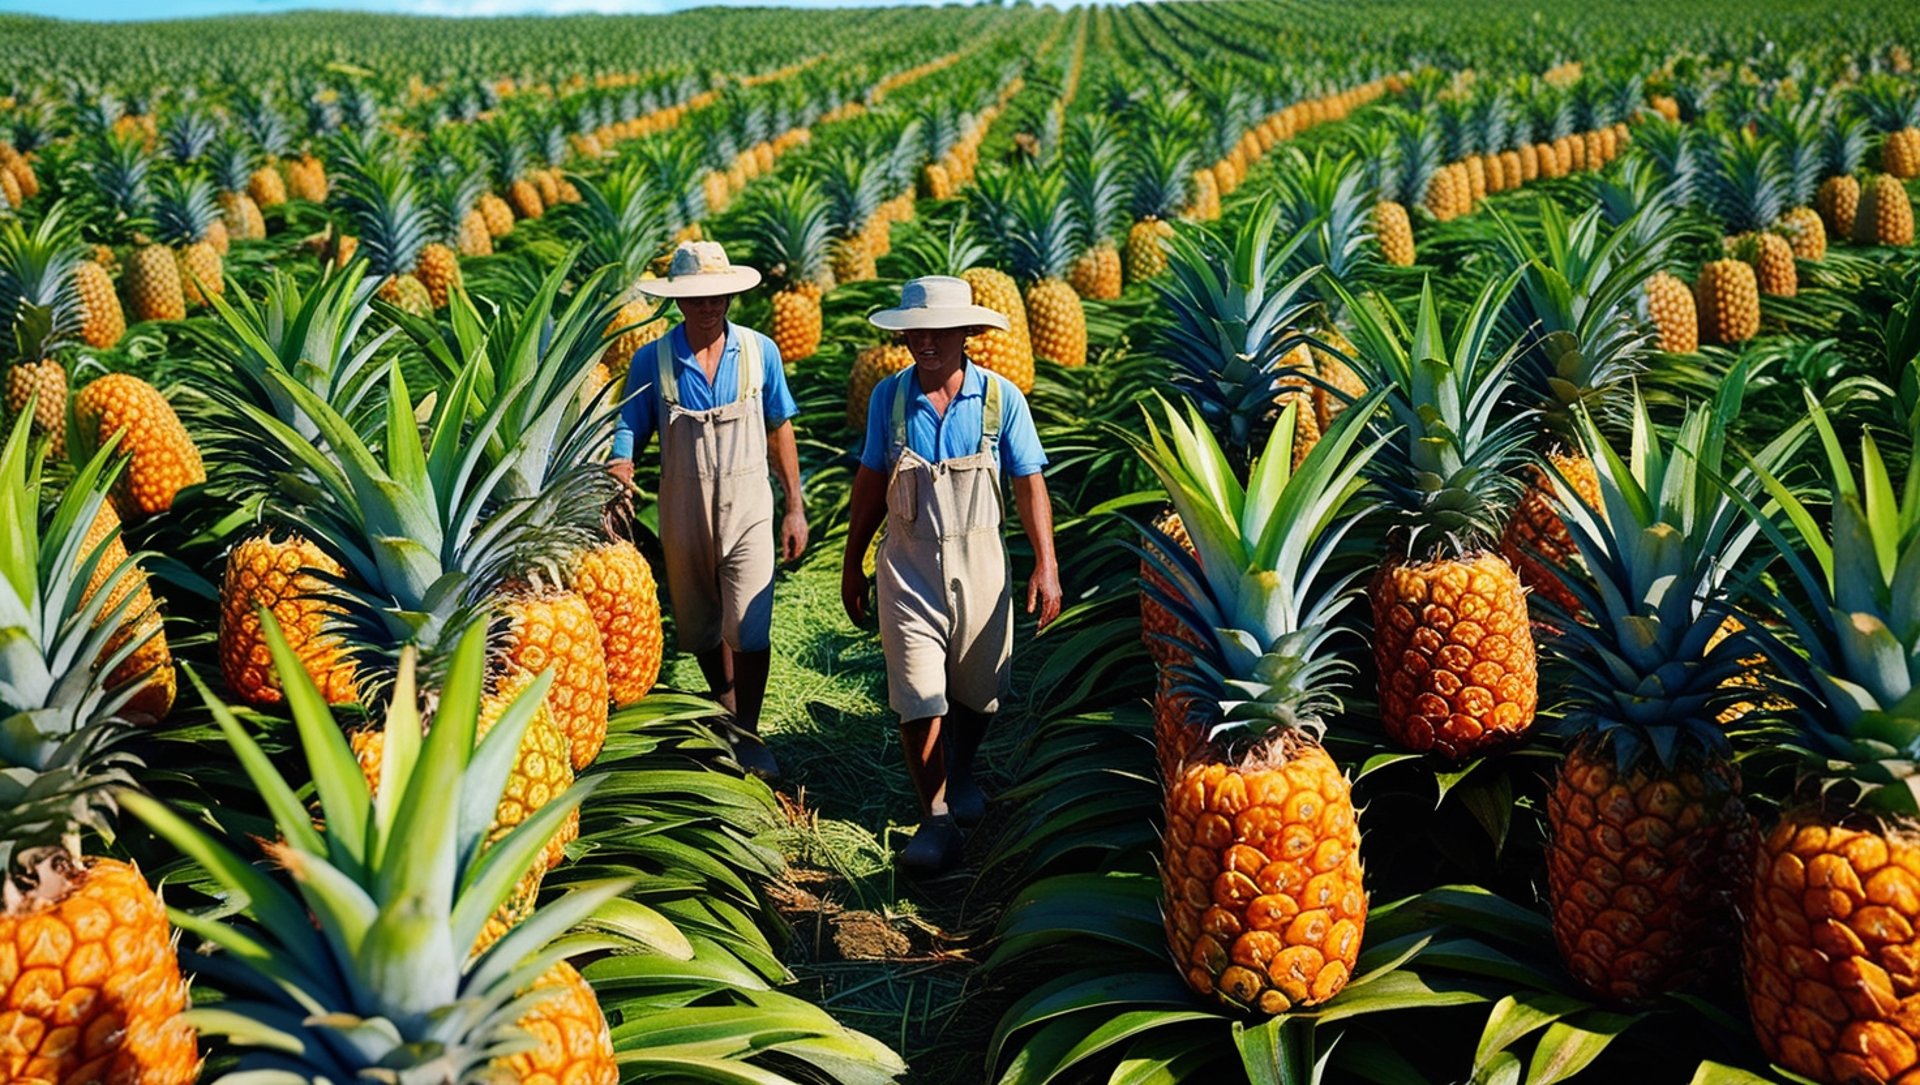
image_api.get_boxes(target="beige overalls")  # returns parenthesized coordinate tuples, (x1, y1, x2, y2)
(655, 324, 775, 654)
(876, 371, 1013, 720)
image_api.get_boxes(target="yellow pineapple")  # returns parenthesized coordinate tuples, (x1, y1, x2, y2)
(1137, 396, 1379, 1015)
(1644, 271, 1699, 353)
(1373, 200, 1415, 266)
(568, 539, 663, 708)
(847, 342, 913, 431)
(1349, 279, 1537, 760)
(217, 532, 357, 706)
(498, 588, 610, 772)
(961, 267, 1035, 394)
(1694, 259, 1759, 344)
(72, 373, 205, 522)
(1853, 173, 1916, 246)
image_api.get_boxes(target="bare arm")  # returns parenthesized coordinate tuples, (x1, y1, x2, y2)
(767, 420, 807, 563)
(841, 465, 889, 625)
(1012, 472, 1062, 629)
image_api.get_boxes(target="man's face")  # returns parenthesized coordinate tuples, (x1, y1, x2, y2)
(904, 326, 974, 369)
(677, 293, 732, 329)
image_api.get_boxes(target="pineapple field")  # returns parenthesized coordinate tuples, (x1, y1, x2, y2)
(6, 1, 1920, 1082)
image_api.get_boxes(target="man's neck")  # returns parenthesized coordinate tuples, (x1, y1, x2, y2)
(685, 321, 727, 353)
(915, 358, 968, 396)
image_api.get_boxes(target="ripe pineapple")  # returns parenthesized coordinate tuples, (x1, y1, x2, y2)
(1694, 260, 1760, 344)
(846, 341, 912, 432)
(124, 619, 623, 1085)
(1644, 271, 1699, 353)
(498, 588, 610, 773)
(1539, 389, 1800, 1003)
(1815, 116, 1869, 240)
(962, 267, 1036, 394)
(1373, 200, 1415, 266)
(1853, 173, 1916, 247)
(1737, 231, 1798, 297)
(749, 177, 833, 363)
(121, 241, 185, 324)
(217, 532, 357, 706)
(414, 169, 482, 309)
(1856, 77, 1920, 179)
(78, 500, 174, 721)
(0, 413, 199, 1085)
(151, 171, 224, 306)
(1064, 133, 1125, 300)
(1741, 402, 1920, 1084)
(568, 538, 663, 708)
(1346, 279, 1537, 760)
(1126, 131, 1193, 283)
(71, 373, 206, 522)
(1136, 394, 1380, 1015)
(207, 134, 267, 241)
(1774, 205, 1827, 262)
(73, 256, 123, 350)
(1498, 450, 1601, 618)
(332, 152, 433, 317)
(1, 212, 87, 457)
(1005, 172, 1088, 369)
(285, 151, 328, 202)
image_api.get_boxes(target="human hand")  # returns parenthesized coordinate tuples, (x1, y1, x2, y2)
(1027, 563, 1063, 630)
(841, 561, 870, 626)
(780, 507, 809, 564)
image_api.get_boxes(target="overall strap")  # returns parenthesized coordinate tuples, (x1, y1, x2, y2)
(889, 371, 911, 466)
(733, 323, 763, 399)
(655, 333, 679, 408)
(978, 371, 1003, 460)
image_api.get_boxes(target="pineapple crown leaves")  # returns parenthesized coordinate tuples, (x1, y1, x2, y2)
(553, 159, 667, 285)
(1851, 76, 1920, 134)
(1063, 140, 1125, 246)
(78, 130, 154, 227)
(148, 169, 222, 247)
(237, 357, 580, 663)
(1150, 195, 1325, 472)
(334, 153, 431, 279)
(190, 261, 394, 456)
(1538, 373, 1809, 776)
(121, 617, 627, 1081)
(1821, 115, 1871, 178)
(475, 115, 534, 187)
(813, 143, 887, 237)
(0, 202, 87, 361)
(204, 132, 257, 194)
(1268, 148, 1375, 290)
(1127, 129, 1195, 221)
(894, 210, 991, 279)
(0, 411, 153, 773)
(1335, 274, 1535, 557)
(744, 176, 833, 288)
(1131, 392, 1388, 742)
(1486, 201, 1661, 434)
(1584, 158, 1693, 263)
(236, 91, 292, 158)
(1003, 169, 1084, 283)
(1735, 395, 1920, 812)
(159, 106, 218, 165)
(1382, 109, 1441, 210)
(1706, 128, 1789, 235)
(1632, 117, 1705, 207)
(1757, 95, 1826, 207)
(419, 168, 486, 249)
(394, 253, 626, 511)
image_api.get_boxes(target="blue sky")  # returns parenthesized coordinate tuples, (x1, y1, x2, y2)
(3, 0, 1017, 17)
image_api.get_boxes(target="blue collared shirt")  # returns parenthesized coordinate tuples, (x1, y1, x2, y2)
(610, 323, 799, 460)
(857, 362, 1047, 478)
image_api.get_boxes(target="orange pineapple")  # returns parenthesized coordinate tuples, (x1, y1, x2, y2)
(569, 539, 663, 708)
(499, 588, 610, 772)
(217, 532, 357, 706)
(72, 373, 206, 522)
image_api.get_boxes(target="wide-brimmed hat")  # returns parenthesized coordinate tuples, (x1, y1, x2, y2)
(868, 275, 1010, 332)
(635, 240, 762, 298)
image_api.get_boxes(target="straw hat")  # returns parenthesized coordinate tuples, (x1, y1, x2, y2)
(635, 240, 762, 298)
(868, 275, 1009, 332)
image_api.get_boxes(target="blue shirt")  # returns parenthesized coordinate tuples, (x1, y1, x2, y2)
(857, 362, 1047, 478)
(610, 323, 799, 459)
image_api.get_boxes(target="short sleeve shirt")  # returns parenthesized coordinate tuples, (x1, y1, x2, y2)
(857, 362, 1047, 478)
(610, 322, 798, 459)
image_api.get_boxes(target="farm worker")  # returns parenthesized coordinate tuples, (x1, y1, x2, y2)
(841, 275, 1063, 874)
(608, 240, 807, 780)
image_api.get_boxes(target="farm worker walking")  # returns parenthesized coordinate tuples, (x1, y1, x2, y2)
(841, 276, 1063, 874)
(608, 240, 807, 780)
